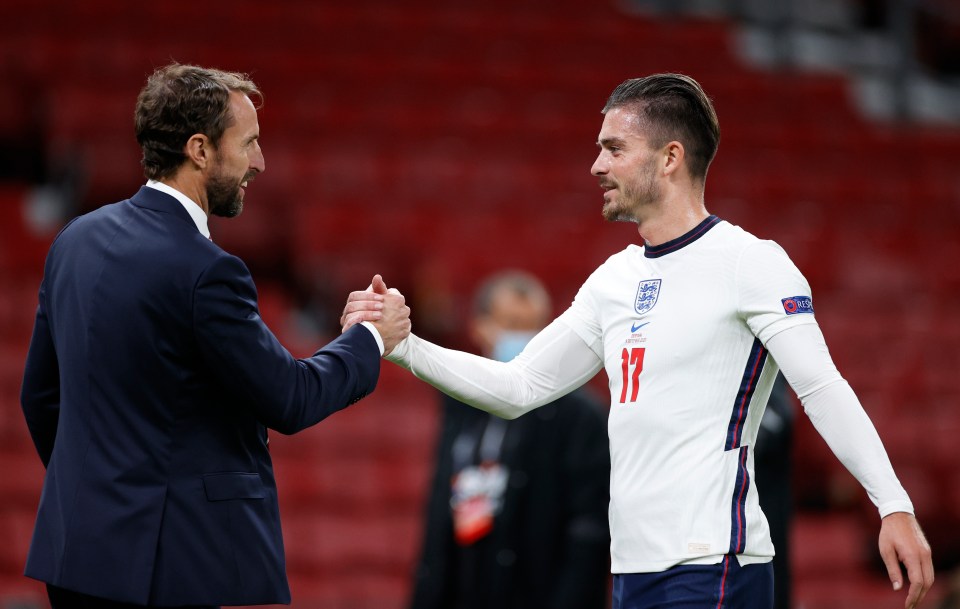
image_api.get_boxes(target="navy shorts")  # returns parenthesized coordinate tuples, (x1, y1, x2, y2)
(612, 555, 774, 609)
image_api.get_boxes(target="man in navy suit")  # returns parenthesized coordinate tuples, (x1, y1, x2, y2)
(20, 63, 411, 608)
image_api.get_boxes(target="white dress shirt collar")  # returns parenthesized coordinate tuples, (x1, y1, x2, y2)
(145, 180, 211, 240)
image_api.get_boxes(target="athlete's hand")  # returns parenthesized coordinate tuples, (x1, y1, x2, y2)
(341, 274, 411, 356)
(879, 512, 934, 609)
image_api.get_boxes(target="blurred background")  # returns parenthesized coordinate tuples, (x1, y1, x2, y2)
(1, 0, 959, 607)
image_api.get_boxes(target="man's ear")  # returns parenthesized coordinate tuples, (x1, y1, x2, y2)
(184, 133, 212, 170)
(662, 140, 685, 177)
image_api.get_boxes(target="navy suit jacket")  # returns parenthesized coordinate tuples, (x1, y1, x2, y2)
(20, 186, 381, 606)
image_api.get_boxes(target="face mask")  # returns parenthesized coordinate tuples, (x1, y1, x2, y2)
(492, 330, 537, 362)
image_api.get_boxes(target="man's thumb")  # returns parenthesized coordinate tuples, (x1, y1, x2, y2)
(371, 274, 389, 294)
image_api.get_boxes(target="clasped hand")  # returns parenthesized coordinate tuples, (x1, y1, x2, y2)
(340, 274, 411, 356)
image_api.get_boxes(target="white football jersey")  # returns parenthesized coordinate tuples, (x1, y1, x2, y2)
(388, 214, 911, 575)
(558, 216, 817, 572)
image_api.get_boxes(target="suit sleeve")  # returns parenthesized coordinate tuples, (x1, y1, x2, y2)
(21, 278, 61, 467)
(193, 254, 381, 434)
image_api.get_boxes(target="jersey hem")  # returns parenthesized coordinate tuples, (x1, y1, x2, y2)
(611, 552, 774, 573)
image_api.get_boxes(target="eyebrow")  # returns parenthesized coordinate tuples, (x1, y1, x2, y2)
(597, 136, 627, 149)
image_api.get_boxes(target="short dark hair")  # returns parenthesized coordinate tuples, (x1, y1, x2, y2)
(603, 73, 720, 182)
(472, 270, 551, 319)
(134, 63, 261, 180)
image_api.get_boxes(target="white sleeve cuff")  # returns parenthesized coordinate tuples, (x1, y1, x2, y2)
(359, 321, 384, 356)
(878, 501, 916, 519)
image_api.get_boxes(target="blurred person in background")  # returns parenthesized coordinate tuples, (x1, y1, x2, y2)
(409, 270, 610, 609)
(345, 73, 934, 609)
(754, 373, 795, 609)
(19, 63, 410, 609)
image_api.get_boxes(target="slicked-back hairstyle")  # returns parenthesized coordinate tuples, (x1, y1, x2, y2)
(134, 63, 261, 180)
(472, 270, 552, 320)
(603, 73, 720, 182)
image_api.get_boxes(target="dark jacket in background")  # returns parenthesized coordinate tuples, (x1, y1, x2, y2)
(755, 373, 795, 609)
(410, 389, 611, 609)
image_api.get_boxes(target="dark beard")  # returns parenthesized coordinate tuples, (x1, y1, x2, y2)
(601, 182, 661, 224)
(602, 160, 661, 223)
(602, 203, 636, 223)
(207, 171, 243, 218)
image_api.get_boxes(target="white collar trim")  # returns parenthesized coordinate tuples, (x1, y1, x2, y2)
(145, 180, 210, 239)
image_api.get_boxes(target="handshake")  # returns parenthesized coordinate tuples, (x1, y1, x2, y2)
(339, 274, 411, 356)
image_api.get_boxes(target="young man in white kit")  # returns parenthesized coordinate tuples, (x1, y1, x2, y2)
(343, 74, 934, 609)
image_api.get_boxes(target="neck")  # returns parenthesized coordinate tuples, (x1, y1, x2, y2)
(636, 190, 709, 247)
(637, 209, 710, 246)
(159, 174, 209, 216)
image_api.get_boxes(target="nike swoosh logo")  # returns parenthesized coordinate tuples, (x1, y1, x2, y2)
(631, 321, 649, 332)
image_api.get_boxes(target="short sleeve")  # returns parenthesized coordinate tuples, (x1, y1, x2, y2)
(736, 240, 818, 344)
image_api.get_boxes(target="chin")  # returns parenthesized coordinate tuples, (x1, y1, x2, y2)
(603, 206, 638, 224)
(601, 203, 621, 222)
(211, 200, 243, 219)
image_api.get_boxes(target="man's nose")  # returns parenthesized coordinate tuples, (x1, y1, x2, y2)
(251, 144, 265, 174)
(590, 153, 607, 176)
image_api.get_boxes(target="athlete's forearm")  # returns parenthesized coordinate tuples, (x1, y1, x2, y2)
(802, 380, 913, 516)
(386, 318, 603, 419)
(766, 324, 913, 517)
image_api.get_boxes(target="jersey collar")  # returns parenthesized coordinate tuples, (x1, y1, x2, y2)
(644, 215, 721, 258)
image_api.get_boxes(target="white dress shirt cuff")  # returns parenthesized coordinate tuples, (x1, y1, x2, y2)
(360, 321, 385, 356)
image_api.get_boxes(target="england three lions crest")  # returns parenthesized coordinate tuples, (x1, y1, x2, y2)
(634, 279, 661, 315)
